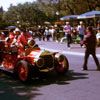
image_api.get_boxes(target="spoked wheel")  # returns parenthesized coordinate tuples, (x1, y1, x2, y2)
(54, 55, 69, 74)
(17, 60, 31, 82)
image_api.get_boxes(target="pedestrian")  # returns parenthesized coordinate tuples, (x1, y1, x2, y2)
(37, 26, 42, 41)
(55, 25, 60, 42)
(50, 26, 56, 41)
(63, 21, 72, 49)
(40, 26, 45, 41)
(77, 21, 85, 47)
(80, 26, 100, 71)
(96, 27, 100, 46)
(72, 26, 77, 39)
(44, 27, 50, 41)
(97, 19, 100, 29)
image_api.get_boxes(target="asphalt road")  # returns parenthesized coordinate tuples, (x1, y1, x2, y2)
(0, 54, 100, 100)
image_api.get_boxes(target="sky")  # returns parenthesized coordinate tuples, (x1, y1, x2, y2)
(0, 0, 36, 11)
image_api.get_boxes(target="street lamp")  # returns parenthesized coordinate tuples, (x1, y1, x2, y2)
(56, 11, 59, 21)
(17, 21, 20, 24)
(56, 11, 59, 16)
(17, 21, 21, 28)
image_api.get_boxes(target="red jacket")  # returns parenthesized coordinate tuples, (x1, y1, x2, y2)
(80, 32, 96, 49)
(18, 33, 32, 46)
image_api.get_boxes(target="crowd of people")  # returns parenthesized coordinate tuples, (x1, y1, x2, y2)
(0, 20, 100, 49)
(34, 20, 100, 49)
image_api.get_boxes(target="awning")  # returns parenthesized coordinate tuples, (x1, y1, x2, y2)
(60, 15, 78, 20)
(77, 11, 100, 19)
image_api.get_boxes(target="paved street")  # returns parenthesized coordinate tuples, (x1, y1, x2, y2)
(0, 40, 100, 100)
(36, 40, 100, 57)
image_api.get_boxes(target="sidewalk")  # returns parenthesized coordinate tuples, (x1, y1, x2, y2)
(36, 40, 100, 58)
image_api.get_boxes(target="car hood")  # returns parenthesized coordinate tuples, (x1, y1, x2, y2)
(27, 49, 52, 58)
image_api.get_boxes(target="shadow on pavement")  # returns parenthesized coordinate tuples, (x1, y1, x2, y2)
(67, 70, 88, 81)
(0, 69, 88, 100)
(0, 71, 42, 100)
(28, 70, 88, 86)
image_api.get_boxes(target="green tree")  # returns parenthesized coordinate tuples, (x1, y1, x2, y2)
(3, 2, 48, 27)
(2, 0, 100, 28)
(0, 6, 7, 29)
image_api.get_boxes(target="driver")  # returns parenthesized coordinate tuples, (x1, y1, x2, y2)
(17, 29, 32, 48)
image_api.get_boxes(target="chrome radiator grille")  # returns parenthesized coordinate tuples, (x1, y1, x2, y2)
(40, 55, 53, 69)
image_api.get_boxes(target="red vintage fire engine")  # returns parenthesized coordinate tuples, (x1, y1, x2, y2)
(0, 39, 69, 82)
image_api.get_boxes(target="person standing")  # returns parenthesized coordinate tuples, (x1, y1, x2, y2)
(77, 21, 85, 47)
(63, 22, 72, 49)
(40, 26, 45, 41)
(44, 27, 50, 41)
(96, 27, 100, 46)
(80, 26, 100, 71)
(97, 19, 100, 29)
(50, 26, 56, 41)
(55, 25, 60, 42)
(37, 26, 42, 41)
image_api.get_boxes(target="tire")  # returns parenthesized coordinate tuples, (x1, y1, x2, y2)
(15, 60, 31, 82)
(54, 56, 69, 74)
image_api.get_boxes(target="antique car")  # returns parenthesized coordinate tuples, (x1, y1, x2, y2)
(0, 39, 69, 82)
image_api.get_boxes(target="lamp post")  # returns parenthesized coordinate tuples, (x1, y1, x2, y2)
(17, 21, 21, 28)
(17, 21, 19, 24)
(56, 11, 59, 22)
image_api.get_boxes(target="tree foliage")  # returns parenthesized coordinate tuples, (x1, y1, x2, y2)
(48, 0, 100, 15)
(1, 0, 100, 28)
(3, 2, 48, 27)
(0, 7, 7, 29)
(37, 0, 100, 21)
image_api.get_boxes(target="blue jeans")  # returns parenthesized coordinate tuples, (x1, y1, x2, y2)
(79, 34, 84, 47)
(79, 34, 84, 41)
(65, 34, 72, 47)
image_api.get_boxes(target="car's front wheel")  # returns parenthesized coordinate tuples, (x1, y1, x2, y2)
(54, 55, 69, 74)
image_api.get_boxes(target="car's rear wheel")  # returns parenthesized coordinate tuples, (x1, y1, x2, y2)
(54, 56, 69, 74)
(16, 60, 31, 82)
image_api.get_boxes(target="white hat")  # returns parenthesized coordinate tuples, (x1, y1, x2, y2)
(80, 21, 83, 24)
(15, 28, 20, 32)
(45, 27, 48, 29)
(66, 22, 69, 24)
(54, 25, 57, 27)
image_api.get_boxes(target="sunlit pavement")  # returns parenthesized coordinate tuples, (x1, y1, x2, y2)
(36, 40, 100, 58)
